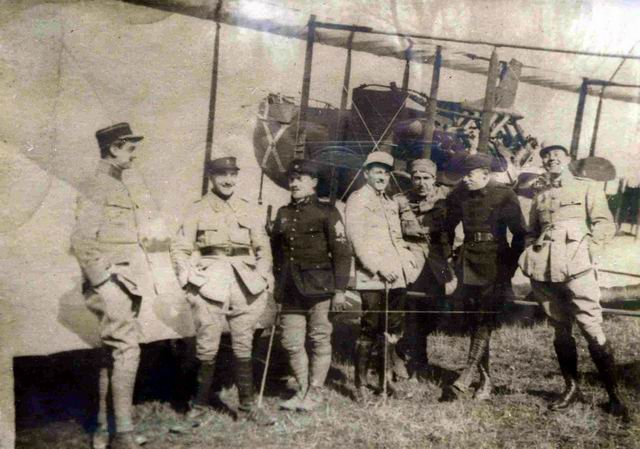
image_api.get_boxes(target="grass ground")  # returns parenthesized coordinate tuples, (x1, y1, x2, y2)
(14, 312, 640, 449)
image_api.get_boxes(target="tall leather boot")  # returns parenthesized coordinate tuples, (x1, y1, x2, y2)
(474, 336, 493, 401)
(235, 357, 275, 426)
(378, 339, 398, 397)
(549, 337, 581, 411)
(452, 329, 487, 395)
(188, 359, 216, 419)
(111, 364, 140, 449)
(92, 366, 110, 449)
(588, 341, 630, 421)
(354, 339, 373, 403)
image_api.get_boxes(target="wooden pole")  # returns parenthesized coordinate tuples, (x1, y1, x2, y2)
(570, 78, 589, 160)
(422, 45, 442, 159)
(201, 8, 223, 196)
(402, 54, 411, 91)
(339, 31, 355, 143)
(296, 14, 317, 159)
(589, 86, 605, 157)
(477, 48, 499, 154)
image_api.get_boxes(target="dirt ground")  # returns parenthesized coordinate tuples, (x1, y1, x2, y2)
(13, 310, 640, 449)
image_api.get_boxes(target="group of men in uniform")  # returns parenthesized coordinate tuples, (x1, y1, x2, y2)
(71, 122, 629, 448)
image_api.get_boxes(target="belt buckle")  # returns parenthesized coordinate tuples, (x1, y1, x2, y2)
(224, 246, 233, 256)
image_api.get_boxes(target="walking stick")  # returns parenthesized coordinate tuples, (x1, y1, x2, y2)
(383, 282, 390, 403)
(257, 307, 279, 408)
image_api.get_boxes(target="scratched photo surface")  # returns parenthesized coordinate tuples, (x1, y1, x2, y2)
(1, 1, 640, 448)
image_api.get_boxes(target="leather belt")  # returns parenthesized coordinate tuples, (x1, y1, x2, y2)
(200, 246, 251, 257)
(466, 231, 495, 243)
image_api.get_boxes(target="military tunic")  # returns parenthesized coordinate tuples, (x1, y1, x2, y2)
(519, 171, 614, 343)
(444, 179, 527, 323)
(396, 187, 453, 365)
(171, 192, 272, 362)
(346, 184, 418, 341)
(71, 160, 157, 362)
(271, 195, 352, 389)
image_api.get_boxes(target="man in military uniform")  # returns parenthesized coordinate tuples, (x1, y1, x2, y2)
(519, 145, 628, 419)
(445, 153, 527, 400)
(345, 152, 418, 401)
(71, 123, 159, 449)
(395, 158, 454, 377)
(171, 156, 275, 426)
(270, 159, 352, 412)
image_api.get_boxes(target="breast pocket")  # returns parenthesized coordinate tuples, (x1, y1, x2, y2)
(196, 222, 226, 247)
(230, 216, 252, 245)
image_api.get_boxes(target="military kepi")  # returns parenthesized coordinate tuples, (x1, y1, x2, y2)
(540, 145, 569, 157)
(462, 153, 492, 173)
(363, 151, 394, 169)
(95, 122, 143, 150)
(207, 156, 239, 174)
(288, 159, 319, 177)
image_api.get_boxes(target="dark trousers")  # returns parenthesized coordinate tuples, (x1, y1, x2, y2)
(359, 289, 406, 342)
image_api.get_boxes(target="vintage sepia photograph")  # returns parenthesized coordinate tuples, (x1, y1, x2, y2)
(1, 1, 640, 448)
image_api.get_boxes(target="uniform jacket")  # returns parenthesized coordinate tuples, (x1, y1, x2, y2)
(345, 184, 418, 290)
(170, 191, 272, 305)
(445, 180, 527, 286)
(270, 195, 352, 300)
(71, 160, 156, 297)
(519, 171, 614, 283)
(395, 186, 454, 286)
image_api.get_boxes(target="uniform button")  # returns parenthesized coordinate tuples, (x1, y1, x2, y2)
(290, 237, 294, 241)
(293, 219, 297, 222)
(289, 257, 294, 261)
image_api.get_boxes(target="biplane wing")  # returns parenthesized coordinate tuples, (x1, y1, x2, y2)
(124, 0, 639, 104)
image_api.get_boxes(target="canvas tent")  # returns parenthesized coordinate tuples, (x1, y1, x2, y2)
(1, 1, 640, 447)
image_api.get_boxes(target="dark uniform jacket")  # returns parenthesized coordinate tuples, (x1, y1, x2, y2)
(271, 195, 352, 300)
(396, 187, 454, 286)
(445, 180, 527, 286)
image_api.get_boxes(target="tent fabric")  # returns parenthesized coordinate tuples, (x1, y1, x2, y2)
(126, 0, 640, 104)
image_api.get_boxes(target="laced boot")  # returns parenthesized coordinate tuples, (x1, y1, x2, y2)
(452, 330, 487, 396)
(549, 337, 581, 411)
(473, 344, 493, 401)
(588, 341, 630, 422)
(235, 357, 276, 426)
(188, 359, 216, 420)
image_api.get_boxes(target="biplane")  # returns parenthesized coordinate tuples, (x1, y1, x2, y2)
(2, 2, 640, 448)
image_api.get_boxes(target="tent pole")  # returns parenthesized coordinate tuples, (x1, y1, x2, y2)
(201, 5, 223, 196)
(296, 14, 317, 160)
(477, 48, 499, 154)
(422, 45, 442, 159)
(570, 78, 589, 160)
